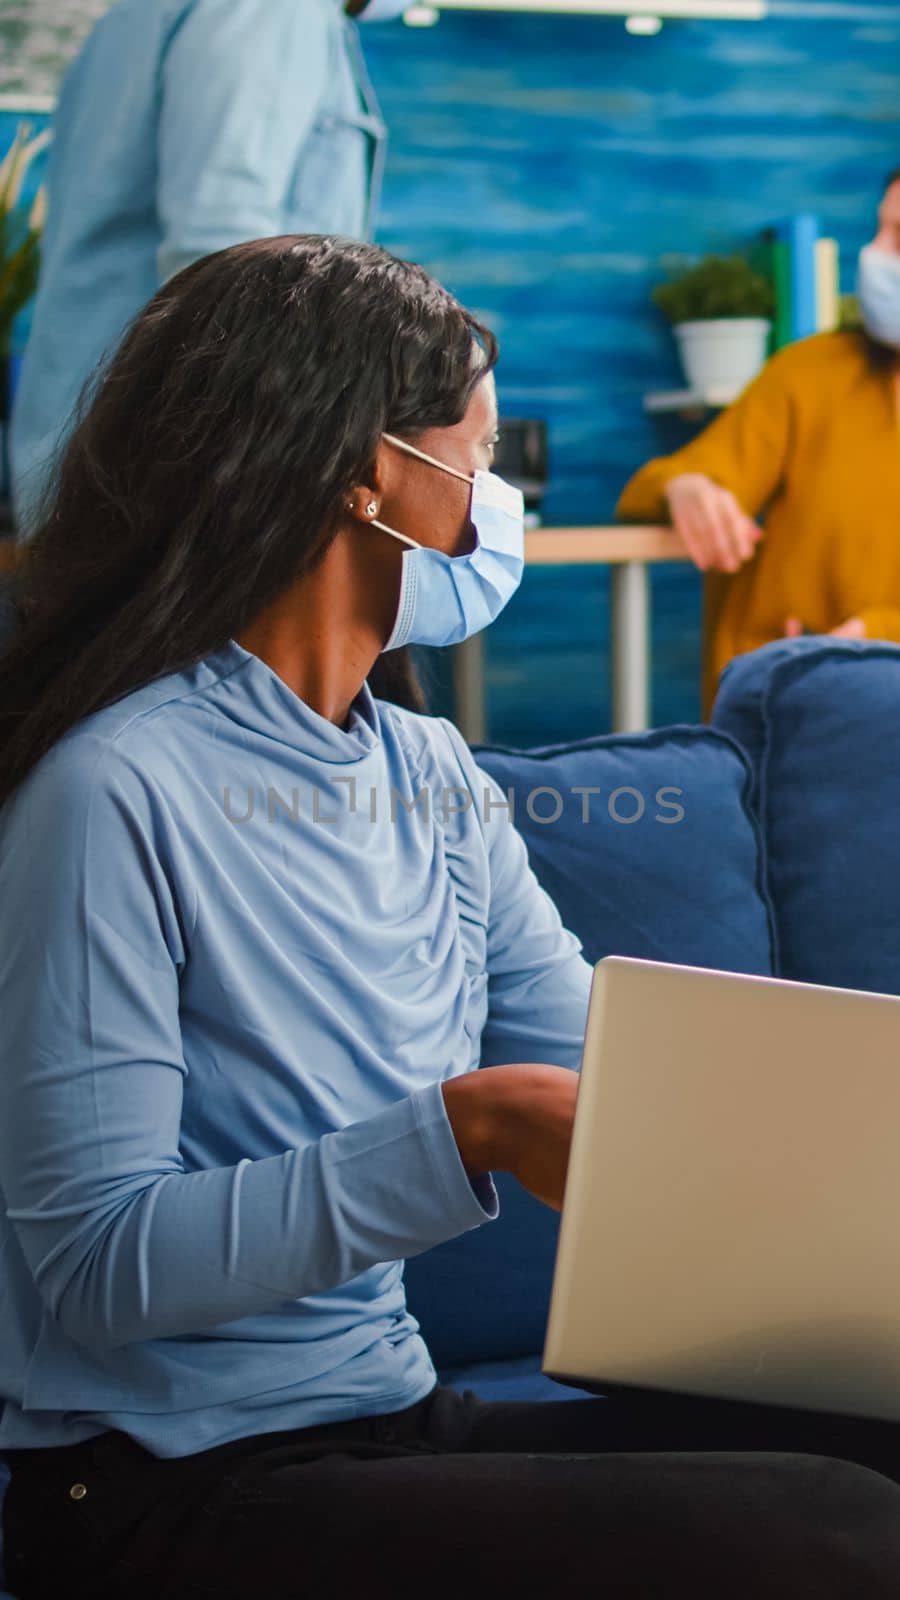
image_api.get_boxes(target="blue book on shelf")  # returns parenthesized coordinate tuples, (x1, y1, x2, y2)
(776, 214, 820, 341)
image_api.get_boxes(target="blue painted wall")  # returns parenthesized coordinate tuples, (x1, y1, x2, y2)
(3, 6, 899, 739)
(361, 8, 900, 739)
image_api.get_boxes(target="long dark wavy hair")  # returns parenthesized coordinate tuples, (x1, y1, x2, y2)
(0, 235, 498, 807)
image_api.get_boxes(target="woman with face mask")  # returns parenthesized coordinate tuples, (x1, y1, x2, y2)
(618, 169, 900, 718)
(9, 0, 409, 539)
(2, 237, 900, 1597)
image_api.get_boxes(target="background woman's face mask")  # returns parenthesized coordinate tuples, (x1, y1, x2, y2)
(856, 246, 900, 351)
(372, 434, 526, 652)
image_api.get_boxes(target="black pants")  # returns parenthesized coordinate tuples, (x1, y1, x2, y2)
(6, 1384, 900, 1599)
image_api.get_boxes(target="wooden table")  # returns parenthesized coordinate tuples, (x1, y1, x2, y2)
(453, 525, 690, 741)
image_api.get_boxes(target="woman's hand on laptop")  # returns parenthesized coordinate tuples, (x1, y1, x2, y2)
(442, 1063, 578, 1211)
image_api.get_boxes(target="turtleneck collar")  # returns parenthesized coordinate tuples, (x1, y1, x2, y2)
(200, 638, 382, 766)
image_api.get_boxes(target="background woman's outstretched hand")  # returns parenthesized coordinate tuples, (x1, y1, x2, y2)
(665, 472, 763, 574)
(442, 1063, 580, 1212)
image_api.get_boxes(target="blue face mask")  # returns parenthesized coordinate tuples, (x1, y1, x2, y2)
(857, 246, 900, 351)
(355, 0, 410, 20)
(373, 434, 525, 652)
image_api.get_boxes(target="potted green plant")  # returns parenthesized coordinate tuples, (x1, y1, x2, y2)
(652, 253, 775, 395)
(0, 122, 50, 502)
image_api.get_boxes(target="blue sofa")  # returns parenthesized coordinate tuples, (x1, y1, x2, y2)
(2, 634, 898, 1593)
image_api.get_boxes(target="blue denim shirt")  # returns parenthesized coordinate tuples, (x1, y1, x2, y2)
(10, 0, 397, 533)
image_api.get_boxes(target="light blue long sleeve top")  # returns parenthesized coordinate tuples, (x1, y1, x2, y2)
(0, 641, 592, 1457)
(10, 0, 393, 535)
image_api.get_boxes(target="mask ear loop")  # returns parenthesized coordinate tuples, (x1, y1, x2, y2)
(383, 433, 475, 486)
(373, 434, 476, 548)
(370, 518, 419, 550)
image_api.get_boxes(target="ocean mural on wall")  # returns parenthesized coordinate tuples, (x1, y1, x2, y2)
(2, 2, 898, 739)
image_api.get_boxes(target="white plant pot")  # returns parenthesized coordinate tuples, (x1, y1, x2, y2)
(673, 318, 771, 395)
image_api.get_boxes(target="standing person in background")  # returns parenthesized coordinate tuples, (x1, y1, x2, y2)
(617, 169, 900, 719)
(10, 0, 409, 540)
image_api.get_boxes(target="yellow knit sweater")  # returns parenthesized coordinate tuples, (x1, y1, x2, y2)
(616, 331, 900, 717)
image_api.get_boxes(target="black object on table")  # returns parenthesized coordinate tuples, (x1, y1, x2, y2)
(492, 418, 548, 519)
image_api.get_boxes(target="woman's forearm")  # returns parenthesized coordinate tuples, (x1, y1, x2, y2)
(5, 1081, 494, 1354)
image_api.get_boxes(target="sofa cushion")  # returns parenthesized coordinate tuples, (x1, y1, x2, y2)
(404, 724, 776, 1372)
(711, 636, 848, 795)
(437, 1354, 597, 1404)
(474, 725, 776, 977)
(406, 1171, 561, 1368)
(713, 638, 900, 994)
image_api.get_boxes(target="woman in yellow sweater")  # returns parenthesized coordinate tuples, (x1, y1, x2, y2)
(617, 170, 900, 717)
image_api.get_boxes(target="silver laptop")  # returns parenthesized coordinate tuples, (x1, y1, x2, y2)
(543, 955, 900, 1421)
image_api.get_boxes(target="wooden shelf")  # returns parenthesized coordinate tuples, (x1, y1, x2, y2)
(643, 387, 738, 415)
